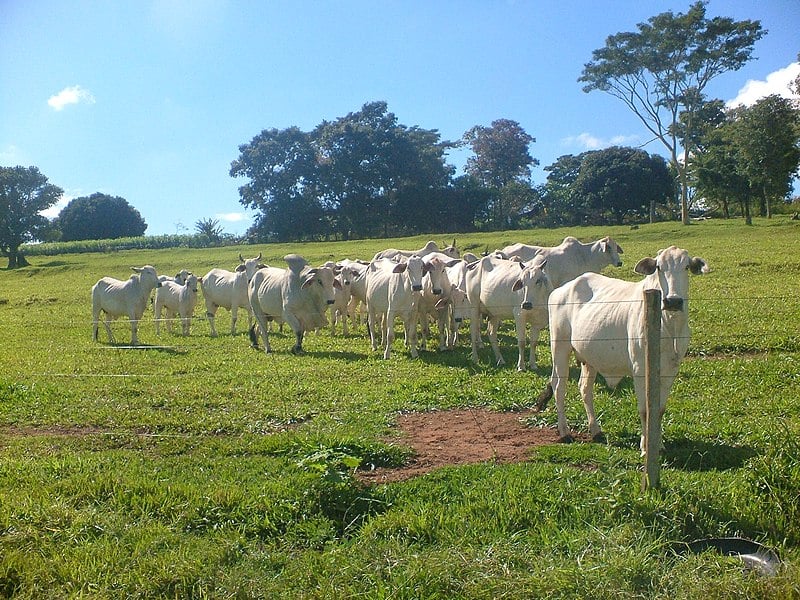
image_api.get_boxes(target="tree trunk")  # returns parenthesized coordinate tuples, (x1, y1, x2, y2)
(744, 198, 752, 225)
(7, 249, 29, 269)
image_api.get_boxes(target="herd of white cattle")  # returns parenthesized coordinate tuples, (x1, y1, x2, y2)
(90, 236, 709, 447)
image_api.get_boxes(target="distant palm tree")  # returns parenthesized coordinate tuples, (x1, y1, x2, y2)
(195, 218, 223, 243)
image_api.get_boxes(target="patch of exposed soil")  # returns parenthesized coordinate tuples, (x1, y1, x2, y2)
(359, 408, 588, 484)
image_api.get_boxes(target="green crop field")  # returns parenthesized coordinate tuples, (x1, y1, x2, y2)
(1, 219, 799, 598)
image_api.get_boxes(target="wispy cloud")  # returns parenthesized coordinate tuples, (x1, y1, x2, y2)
(726, 62, 800, 108)
(561, 132, 641, 151)
(39, 193, 73, 220)
(216, 212, 248, 223)
(47, 85, 95, 111)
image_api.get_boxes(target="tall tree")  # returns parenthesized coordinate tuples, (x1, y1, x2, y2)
(729, 95, 800, 218)
(462, 119, 537, 229)
(56, 193, 147, 241)
(230, 126, 325, 242)
(0, 166, 63, 268)
(542, 153, 590, 226)
(573, 146, 675, 225)
(579, 1, 764, 224)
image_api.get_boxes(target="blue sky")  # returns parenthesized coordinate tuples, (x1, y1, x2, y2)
(2, 1, 798, 236)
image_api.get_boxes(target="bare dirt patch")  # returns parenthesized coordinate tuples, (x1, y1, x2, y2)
(359, 408, 588, 484)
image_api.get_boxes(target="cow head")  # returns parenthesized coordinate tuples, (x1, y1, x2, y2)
(635, 247, 709, 312)
(423, 257, 448, 296)
(237, 253, 265, 281)
(132, 265, 161, 288)
(597, 237, 624, 268)
(513, 259, 552, 311)
(301, 267, 340, 305)
(403, 255, 426, 292)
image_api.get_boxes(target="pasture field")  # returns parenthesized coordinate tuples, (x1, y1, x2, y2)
(1, 219, 799, 598)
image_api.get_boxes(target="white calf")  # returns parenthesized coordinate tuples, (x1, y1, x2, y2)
(154, 273, 199, 336)
(92, 265, 161, 346)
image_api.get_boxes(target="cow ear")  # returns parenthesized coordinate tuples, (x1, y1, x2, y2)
(131, 266, 143, 273)
(423, 262, 432, 274)
(616, 243, 624, 254)
(333, 278, 342, 289)
(634, 257, 657, 275)
(690, 257, 709, 275)
(235, 264, 247, 272)
(434, 297, 450, 309)
(512, 279, 523, 292)
(392, 263, 407, 274)
(301, 274, 316, 289)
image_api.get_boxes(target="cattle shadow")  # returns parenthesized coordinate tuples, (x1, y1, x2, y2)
(96, 344, 187, 355)
(663, 437, 757, 472)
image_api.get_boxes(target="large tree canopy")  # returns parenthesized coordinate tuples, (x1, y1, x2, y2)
(579, 1, 764, 224)
(231, 102, 456, 241)
(0, 165, 63, 268)
(56, 193, 147, 241)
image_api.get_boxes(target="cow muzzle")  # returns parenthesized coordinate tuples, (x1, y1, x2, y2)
(412, 284, 423, 292)
(521, 301, 533, 310)
(663, 296, 684, 311)
(326, 299, 335, 305)
(433, 288, 442, 295)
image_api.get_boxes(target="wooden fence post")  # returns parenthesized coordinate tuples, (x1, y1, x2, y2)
(642, 289, 662, 491)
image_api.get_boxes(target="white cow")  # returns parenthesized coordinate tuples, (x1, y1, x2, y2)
(366, 255, 428, 359)
(442, 260, 473, 348)
(328, 263, 360, 336)
(416, 255, 460, 351)
(541, 246, 709, 451)
(200, 253, 263, 337)
(338, 259, 370, 331)
(498, 236, 624, 287)
(372, 239, 460, 262)
(466, 255, 553, 371)
(248, 254, 340, 355)
(92, 265, 161, 346)
(154, 273, 199, 336)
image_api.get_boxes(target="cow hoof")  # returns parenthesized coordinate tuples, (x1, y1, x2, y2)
(591, 433, 607, 444)
(559, 435, 574, 444)
(291, 346, 304, 355)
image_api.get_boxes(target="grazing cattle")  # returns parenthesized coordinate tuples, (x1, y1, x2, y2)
(498, 236, 624, 287)
(541, 246, 709, 451)
(92, 265, 161, 346)
(248, 255, 340, 354)
(372, 239, 460, 262)
(200, 253, 263, 336)
(154, 273, 200, 336)
(366, 255, 428, 359)
(466, 255, 553, 371)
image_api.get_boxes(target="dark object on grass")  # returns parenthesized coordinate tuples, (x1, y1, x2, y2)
(677, 537, 781, 576)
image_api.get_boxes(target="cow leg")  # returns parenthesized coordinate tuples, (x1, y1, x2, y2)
(514, 312, 527, 371)
(551, 338, 572, 442)
(404, 313, 419, 359)
(101, 313, 115, 344)
(528, 326, 541, 371)
(165, 308, 174, 334)
(469, 308, 482, 363)
(488, 317, 505, 367)
(368, 308, 378, 351)
(154, 302, 162, 335)
(383, 310, 395, 359)
(230, 306, 238, 335)
(206, 304, 218, 337)
(437, 310, 448, 351)
(181, 311, 190, 336)
(579, 362, 603, 442)
(292, 330, 305, 355)
(130, 318, 139, 346)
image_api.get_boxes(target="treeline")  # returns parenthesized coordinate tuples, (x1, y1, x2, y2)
(21, 233, 243, 257)
(231, 97, 799, 243)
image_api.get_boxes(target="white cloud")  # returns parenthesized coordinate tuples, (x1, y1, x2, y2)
(0, 144, 25, 165)
(561, 132, 641, 151)
(47, 85, 95, 111)
(39, 193, 73, 220)
(726, 62, 800, 108)
(216, 212, 248, 223)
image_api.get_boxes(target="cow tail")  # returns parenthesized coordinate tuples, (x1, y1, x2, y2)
(535, 383, 553, 412)
(248, 323, 259, 349)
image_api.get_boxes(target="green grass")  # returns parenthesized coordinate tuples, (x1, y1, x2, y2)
(1, 218, 799, 598)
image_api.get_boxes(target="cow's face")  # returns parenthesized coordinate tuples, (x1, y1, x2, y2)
(513, 260, 552, 311)
(133, 265, 160, 288)
(635, 247, 709, 312)
(404, 255, 426, 292)
(423, 257, 448, 296)
(240, 253, 264, 282)
(449, 286, 470, 323)
(302, 267, 338, 305)
(598, 237, 624, 268)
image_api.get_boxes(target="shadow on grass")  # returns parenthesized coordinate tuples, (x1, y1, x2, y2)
(663, 437, 757, 471)
(97, 344, 187, 355)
